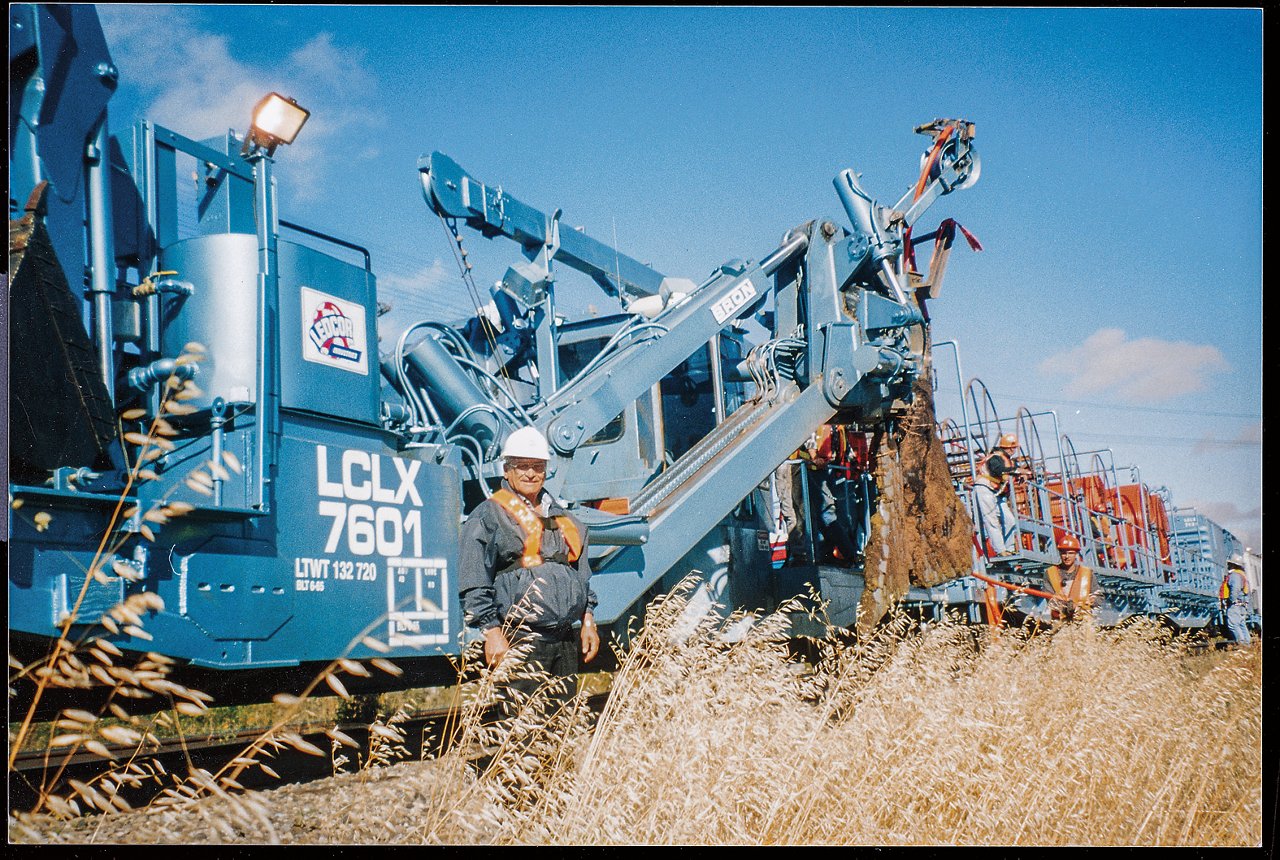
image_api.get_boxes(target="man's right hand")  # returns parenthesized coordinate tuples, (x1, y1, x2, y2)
(483, 627, 510, 668)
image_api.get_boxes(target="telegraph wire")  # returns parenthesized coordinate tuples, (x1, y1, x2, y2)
(985, 391, 1259, 421)
(1066, 432, 1260, 448)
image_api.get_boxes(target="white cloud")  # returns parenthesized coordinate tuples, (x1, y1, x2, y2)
(1038, 328, 1230, 403)
(101, 7, 259, 135)
(98, 6, 381, 201)
(379, 259, 455, 297)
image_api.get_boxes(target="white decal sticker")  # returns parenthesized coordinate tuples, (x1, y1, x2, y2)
(301, 286, 368, 374)
(315, 445, 425, 556)
(310, 444, 445, 639)
(294, 557, 329, 592)
(710, 278, 758, 325)
(386, 558, 450, 646)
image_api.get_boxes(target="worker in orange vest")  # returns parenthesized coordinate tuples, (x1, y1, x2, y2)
(1045, 534, 1098, 621)
(1222, 556, 1252, 647)
(459, 426, 599, 714)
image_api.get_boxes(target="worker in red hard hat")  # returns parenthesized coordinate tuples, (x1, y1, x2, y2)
(1046, 534, 1099, 621)
(972, 433, 1030, 558)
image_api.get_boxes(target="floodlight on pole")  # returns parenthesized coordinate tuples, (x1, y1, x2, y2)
(241, 92, 310, 157)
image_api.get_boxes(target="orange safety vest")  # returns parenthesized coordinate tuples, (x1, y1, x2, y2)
(1222, 573, 1249, 601)
(491, 489, 584, 568)
(1046, 563, 1095, 610)
(977, 449, 1014, 490)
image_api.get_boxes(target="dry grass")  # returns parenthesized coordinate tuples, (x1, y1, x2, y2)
(12, 580, 1262, 847)
(428, 584, 1261, 847)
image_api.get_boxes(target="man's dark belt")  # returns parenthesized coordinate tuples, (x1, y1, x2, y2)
(519, 623, 577, 642)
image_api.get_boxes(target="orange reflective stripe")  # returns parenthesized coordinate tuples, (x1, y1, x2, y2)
(1070, 567, 1089, 602)
(492, 489, 544, 567)
(492, 490, 584, 567)
(1066, 565, 1093, 608)
(1220, 580, 1231, 600)
(556, 516, 584, 563)
(1046, 565, 1066, 597)
(1047, 564, 1093, 611)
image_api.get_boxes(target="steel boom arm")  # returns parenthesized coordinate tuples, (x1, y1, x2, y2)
(419, 151, 667, 300)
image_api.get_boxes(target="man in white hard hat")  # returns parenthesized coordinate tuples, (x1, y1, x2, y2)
(458, 426, 599, 714)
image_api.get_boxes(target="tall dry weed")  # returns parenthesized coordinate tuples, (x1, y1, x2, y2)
(12, 575, 1260, 847)
(430, 581, 1260, 846)
(8, 341, 409, 828)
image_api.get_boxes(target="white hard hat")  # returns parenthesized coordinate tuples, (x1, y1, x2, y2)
(1227, 554, 1246, 572)
(501, 426, 551, 461)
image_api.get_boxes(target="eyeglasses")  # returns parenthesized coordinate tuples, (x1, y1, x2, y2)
(505, 459, 547, 474)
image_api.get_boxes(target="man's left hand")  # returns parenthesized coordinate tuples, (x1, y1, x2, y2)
(581, 613, 600, 664)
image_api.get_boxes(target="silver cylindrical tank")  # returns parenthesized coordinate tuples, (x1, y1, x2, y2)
(159, 233, 261, 407)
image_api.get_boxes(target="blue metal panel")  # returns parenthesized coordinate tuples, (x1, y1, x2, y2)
(8, 493, 134, 633)
(152, 134, 180, 251)
(277, 241, 381, 426)
(192, 133, 257, 236)
(8, 416, 465, 668)
(252, 418, 463, 663)
(9, 5, 117, 287)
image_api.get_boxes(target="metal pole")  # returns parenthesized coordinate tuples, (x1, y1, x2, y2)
(1135, 467, 1156, 581)
(85, 121, 116, 401)
(534, 209, 562, 402)
(141, 122, 162, 418)
(1108, 454, 1125, 569)
(535, 289, 560, 405)
(249, 149, 278, 513)
(932, 341, 978, 481)
(758, 230, 810, 278)
(799, 457, 816, 565)
(211, 398, 227, 507)
(708, 335, 726, 425)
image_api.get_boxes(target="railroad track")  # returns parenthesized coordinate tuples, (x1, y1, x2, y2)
(10, 691, 610, 815)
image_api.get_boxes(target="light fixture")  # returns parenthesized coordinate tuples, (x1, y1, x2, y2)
(241, 92, 310, 156)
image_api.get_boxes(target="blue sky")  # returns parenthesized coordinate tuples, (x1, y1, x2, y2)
(95, 5, 1262, 549)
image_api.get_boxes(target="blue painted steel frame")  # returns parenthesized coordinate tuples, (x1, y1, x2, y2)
(9, 415, 466, 668)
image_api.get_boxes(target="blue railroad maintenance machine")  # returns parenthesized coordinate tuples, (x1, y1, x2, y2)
(9, 5, 1254, 719)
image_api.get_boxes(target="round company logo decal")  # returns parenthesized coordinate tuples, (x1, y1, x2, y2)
(301, 287, 368, 374)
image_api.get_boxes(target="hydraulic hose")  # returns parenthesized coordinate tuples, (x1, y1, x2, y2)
(970, 569, 1062, 602)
